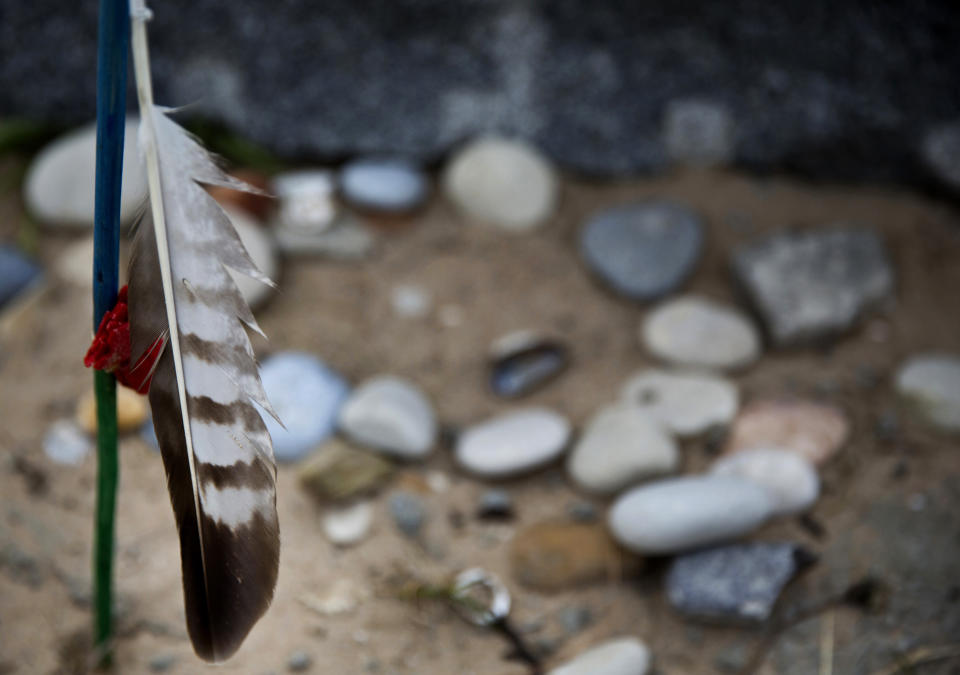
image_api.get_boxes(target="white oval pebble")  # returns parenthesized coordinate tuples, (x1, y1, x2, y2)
(608, 475, 774, 555)
(620, 369, 738, 437)
(322, 502, 373, 547)
(24, 119, 146, 228)
(642, 295, 760, 370)
(567, 405, 678, 495)
(896, 354, 960, 433)
(443, 137, 558, 232)
(549, 637, 651, 675)
(710, 448, 820, 516)
(223, 206, 279, 310)
(338, 376, 437, 460)
(42, 420, 93, 465)
(456, 407, 571, 479)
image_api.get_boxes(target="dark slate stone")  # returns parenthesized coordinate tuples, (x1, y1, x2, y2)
(4, 2, 960, 188)
(338, 158, 429, 213)
(666, 542, 817, 624)
(579, 202, 703, 301)
(389, 491, 426, 537)
(0, 246, 42, 309)
(490, 337, 569, 398)
(731, 227, 894, 347)
(476, 489, 514, 520)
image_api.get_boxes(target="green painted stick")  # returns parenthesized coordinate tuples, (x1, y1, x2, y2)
(92, 0, 129, 666)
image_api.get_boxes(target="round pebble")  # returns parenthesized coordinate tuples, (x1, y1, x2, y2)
(223, 206, 279, 311)
(896, 354, 960, 433)
(43, 420, 93, 465)
(608, 475, 774, 555)
(443, 136, 558, 231)
(723, 399, 849, 465)
(567, 404, 678, 495)
(338, 376, 437, 460)
(710, 448, 820, 516)
(456, 408, 571, 479)
(642, 295, 760, 370)
(259, 352, 350, 462)
(389, 492, 426, 537)
(620, 369, 739, 437)
(549, 637, 651, 675)
(24, 119, 146, 228)
(322, 501, 374, 547)
(339, 157, 429, 213)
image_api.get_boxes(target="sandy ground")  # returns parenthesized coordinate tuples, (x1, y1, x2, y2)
(1, 164, 959, 675)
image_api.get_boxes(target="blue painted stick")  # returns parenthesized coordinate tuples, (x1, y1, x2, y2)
(93, 0, 129, 665)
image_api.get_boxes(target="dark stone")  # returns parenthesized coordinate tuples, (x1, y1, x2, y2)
(566, 501, 598, 523)
(490, 335, 569, 398)
(476, 489, 514, 521)
(389, 492, 426, 537)
(0, 246, 42, 309)
(580, 202, 704, 301)
(557, 606, 594, 635)
(287, 651, 312, 673)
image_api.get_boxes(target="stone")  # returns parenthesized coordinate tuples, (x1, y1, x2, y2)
(580, 202, 704, 301)
(608, 475, 775, 555)
(391, 283, 432, 319)
(272, 170, 338, 232)
(297, 439, 394, 502)
(723, 399, 849, 466)
(731, 227, 894, 346)
(42, 420, 92, 465)
(303, 578, 368, 616)
(567, 501, 599, 523)
(922, 121, 960, 191)
(510, 522, 641, 591)
(489, 330, 569, 398)
(76, 386, 148, 435)
(274, 212, 376, 260)
(259, 352, 350, 462)
(710, 448, 820, 517)
(456, 407, 571, 479)
(557, 606, 593, 635)
(0, 246, 42, 309)
(322, 501, 374, 547)
(287, 650, 313, 672)
(895, 354, 960, 433)
(666, 542, 817, 623)
(664, 99, 736, 167)
(339, 157, 429, 213)
(566, 404, 678, 495)
(641, 295, 760, 371)
(223, 206, 279, 310)
(23, 119, 146, 228)
(389, 491, 426, 537)
(338, 375, 437, 459)
(620, 370, 739, 438)
(476, 489, 514, 520)
(443, 137, 558, 231)
(548, 637, 651, 675)
(148, 653, 176, 673)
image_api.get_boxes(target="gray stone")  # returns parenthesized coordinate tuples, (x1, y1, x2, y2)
(710, 448, 820, 517)
(620, 370, 739, 438)
(664, 99, 735, 167)
(338, 375, 437, 459)
(489, 331, 569, 398)
(558, 606, 594, 635)
(287, 651, 313, 672)
(339, 157, 429, 213)
(272, 170, 338, 232)
(896, 354, 960, 433)
(42, 420, 92, 466)
(731, 227, 894, 346)
(456, 407, 571, 479)
(548, 637, 651, 675)
(0, 246, 42, 309)
(580, 202, 703, 301)
(148, 653, 176, 673)
(667, 542, 816, 623)
(389, 492, 426, 537)
(922, 121, 960, 190)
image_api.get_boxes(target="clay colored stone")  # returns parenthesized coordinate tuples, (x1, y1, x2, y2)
(456, 407, 571, 479)
(510, 522, 641, 591)
(297, 439, 395, 502)
(566, 404, 678, 495)
(896, 354, 960, 433)
(549, 637, 651, 675)
(77, 386, 148, 434)
(642, 295, 760, 370)
(620, 369, 739, 437)
(723, 399, 849, 466)
(710, 448, 820, 516)
(338, 376, 437, 459)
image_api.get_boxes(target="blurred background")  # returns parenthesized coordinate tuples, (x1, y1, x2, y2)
(1, 1, 959, 674)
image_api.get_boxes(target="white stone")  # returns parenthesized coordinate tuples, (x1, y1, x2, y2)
(24, 119, 146, 228)
(322, 502, 373, 547)
(272, 170, 337, 232)
(456, 407, 570, 479)
(338, 376, 437, 459)
(42, 420, 92, 465)
(710, 448, 819, 516)
(642, 296, 760, 371)
(620, 369, 739, 437)
(896, 354, 960, 433)
(549, 637, 651, 675)
(443, 136, 558, 231)
(567, 405, 678, 495)
(608, 475, 774, 555)
(222, 206, 278, 310)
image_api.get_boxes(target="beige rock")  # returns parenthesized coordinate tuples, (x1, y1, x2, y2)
(76, 386, 148, 435)
(297, 439, 395, 502)
(723, 399, 849, 465)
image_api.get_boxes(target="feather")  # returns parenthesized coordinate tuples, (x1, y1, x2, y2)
(127, 1, 279, 662)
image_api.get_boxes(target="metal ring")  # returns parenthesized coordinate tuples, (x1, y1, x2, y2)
(452, 567, 511, 626)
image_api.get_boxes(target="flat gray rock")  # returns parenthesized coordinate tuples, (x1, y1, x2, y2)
(620, 369, 739, 438)
(710, 448, 820, 517)
(666, 542, 816, 623)
(338, 376, 437, 460)
(580, 202, 703, 301)
(731, 227, 893, 346)
(456, 407, 570, 479)
(896, 354, 960, 433)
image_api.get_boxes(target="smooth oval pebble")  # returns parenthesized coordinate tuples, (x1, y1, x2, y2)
(567, 404, 678, 495)
(24, 119, 146, 228)
(223, 206, 279, 310)
(642, 295, 760, 370)
(322, 501, 374, 547)
(43, 420, 93, 465)
(620, 370, 738, 437)
(456, 408, 571, 479)
(896, 354, 960, 433)
(580, 201, 703, 301)
(549, 637, 651, 675)
(443, 137, 558, 231)
(338, 376, 437, 459)
(608, 475, 774, 555)
(710, 448, 819, 516)
(723, 400, 849, 466)
(339, 157, 429, 213)
(259, 352, 350, 462)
